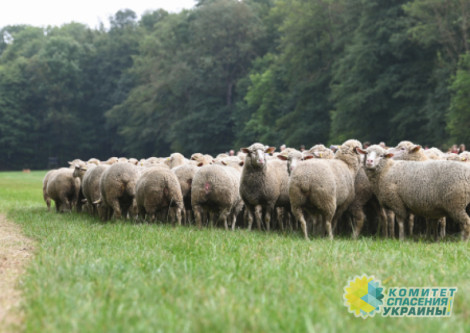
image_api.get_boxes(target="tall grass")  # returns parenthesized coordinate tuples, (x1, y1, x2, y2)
(0, 171, 468, 332)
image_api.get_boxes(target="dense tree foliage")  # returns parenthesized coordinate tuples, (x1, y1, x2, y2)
(1, 0, 470, 169)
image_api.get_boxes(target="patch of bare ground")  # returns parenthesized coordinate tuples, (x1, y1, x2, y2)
(0, 214, 34, 332)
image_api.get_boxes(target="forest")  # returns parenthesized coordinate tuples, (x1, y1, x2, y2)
(1, 0, 470, 169)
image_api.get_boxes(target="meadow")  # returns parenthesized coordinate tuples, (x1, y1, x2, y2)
(0, 171, 468, 332)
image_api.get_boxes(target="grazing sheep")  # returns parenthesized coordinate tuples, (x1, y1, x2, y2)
(46, 168, 81, 213)
(135, 167, 184, 224)
(239, 143, 290, 231)
(358, 145, 470, 241)
(288, 139, 363, 240)
(191, 160, 244, 230)
(82, 164, 109, 216)
(96, 163, 139, 220)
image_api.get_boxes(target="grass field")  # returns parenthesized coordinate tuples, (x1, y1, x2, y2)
(0, 171, 469, 332)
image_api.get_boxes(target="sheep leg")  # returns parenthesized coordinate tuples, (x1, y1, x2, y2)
(292, 206, 308, 240)
(110, 200, 122, 219)
(449, 210, 470, 241)
(408, 213, 414, 237)
(438, 217, 446, 240)
(218, 209, 230, 230)
(264, 206, 274, 232)
(351, 208, 365, 239)
(386, 210, 395, 238)
(254, 205, 263, 231)
(46, 198, 51, 211)
(231, 214, 237, 231)
(193, 204, 203, 228)
(396, 215, 405, 241)
(246, 208, 254, 231)
(54, 200, 61, 213)
(377, 208, 387, 237)
(175, 207, 182, 226)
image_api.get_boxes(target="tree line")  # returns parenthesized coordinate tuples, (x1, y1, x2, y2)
(1, 0, 469, 169)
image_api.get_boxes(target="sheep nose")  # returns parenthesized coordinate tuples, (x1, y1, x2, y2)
(366, 159, 373, 165)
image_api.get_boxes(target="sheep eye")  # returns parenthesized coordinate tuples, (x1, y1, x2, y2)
(380, 154, 384, 157)
(401, 148, 405, 151)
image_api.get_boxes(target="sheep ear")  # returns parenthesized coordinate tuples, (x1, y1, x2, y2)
(239, 161, 244, 167)
(197, 162, 204, 167)
(356, 147, 367, 155)
(303, 154, 314, 160)
(461, 157, 467, 162)
(385, 153, 394, 159)
(81, 199, 88, 203)
(265, 147, 276, 154)
(221, 161, 227, 165)
(241, 148, 250, 154)
(74, 164, 81, 169)
(277, 155, 288, 161)
(411, 145, 422, 153)
(93, 198, 102, 205)
(68, 161, 74, 165)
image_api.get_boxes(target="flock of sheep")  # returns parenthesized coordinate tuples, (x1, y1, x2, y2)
(42, 139, 470, 241)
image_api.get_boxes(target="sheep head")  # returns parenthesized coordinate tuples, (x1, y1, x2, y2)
(357, 145, 393, 170)
(241, 143, 274, 168)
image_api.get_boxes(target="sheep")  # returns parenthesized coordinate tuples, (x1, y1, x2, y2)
(424, 147, 446, 160)
(288, 139, 363, 240)
(191, 159, 244, 230)
(190, 153, 214, 166)
(46, 168, 81, 213)
(358, 145, 470, 241)
(128, 158, 139, 165)
(87, 158, 101, 165)
(165, 152, 187, 169)
(308, 144, 335, 159)
(81, 164, 109, 216)
(239, 143, 290, 231)
(43, 169, 60, 210)
(142, 157, 170, 168)
(103, 157, 119, 165)
(95, 163, 139, 220)
(71, 160, 93, 213)
(135, 166, 184, 224)
(172, 163, 199, 224)
(387, 141, 446, 240)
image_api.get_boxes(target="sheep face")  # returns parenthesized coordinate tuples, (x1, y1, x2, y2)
(73, 162, 88, 179)
(277, 149, 313, 175)
(241, 143, 274, 168)
(358, 145, 393, 170)
(388, 141, 422, 160)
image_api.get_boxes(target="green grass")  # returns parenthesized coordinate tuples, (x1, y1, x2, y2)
(0, 171, 469, 332)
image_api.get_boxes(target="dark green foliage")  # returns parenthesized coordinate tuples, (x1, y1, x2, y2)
(1, 0, 470, 169)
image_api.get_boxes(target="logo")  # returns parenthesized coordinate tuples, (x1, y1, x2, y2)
(343, 275, 458, 318)
(343, 274, 384, 318)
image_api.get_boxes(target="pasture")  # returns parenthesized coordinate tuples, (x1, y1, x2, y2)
(0, 171, 468, 332)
